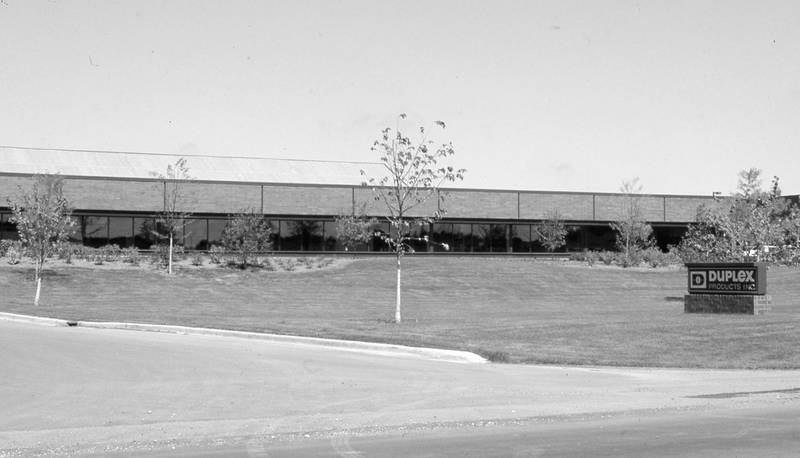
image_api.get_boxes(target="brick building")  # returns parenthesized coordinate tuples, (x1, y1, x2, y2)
(0, 146, 713, 253)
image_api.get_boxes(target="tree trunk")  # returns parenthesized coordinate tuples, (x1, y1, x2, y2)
(34, 264, 42, 306)
(168, 233, 174, 275)
(395, 251, 402, 324)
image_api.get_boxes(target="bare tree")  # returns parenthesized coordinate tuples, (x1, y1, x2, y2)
(9, 174, 75, 305)
(361, 114, 465, 323)
(152, 158, 192, 275)
(609, 178, 653, 265)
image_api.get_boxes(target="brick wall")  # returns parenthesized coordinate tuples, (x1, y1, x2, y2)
(0, 173, 714, 223)
(519, 192, 593, 220)
(64, 178, 163, 212)
(264, 185, 352, 215)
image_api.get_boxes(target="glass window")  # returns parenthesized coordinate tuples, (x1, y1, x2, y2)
(471, 224, 490, 252)
(323, 221, 344, 251)
(184, 218, 208, 250)
(82, 216, 108, 247)
(134, 217, 157, 249)
(511, 224, 532, 252)
(406, 222, 430, 253)
(1, 213, 18, 240)
(451, 223, 471, 252)
(290, 220, 324, 251)
(370, 221, 390, 252)
(431, 223, 452, 252)
(489, 224, 508, 252)
(108, 217, 134, 248)
(207, 219, 227, 248)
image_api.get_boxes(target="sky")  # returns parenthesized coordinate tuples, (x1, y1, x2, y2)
(1, 0, 798, 195)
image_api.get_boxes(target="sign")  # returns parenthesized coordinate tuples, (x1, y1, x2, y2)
(685, 263, 766, 295)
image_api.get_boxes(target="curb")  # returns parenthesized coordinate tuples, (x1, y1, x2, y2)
(0, 312, 487, 364)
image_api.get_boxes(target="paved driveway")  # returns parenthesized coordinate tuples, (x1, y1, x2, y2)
(2, 320, 799, 456)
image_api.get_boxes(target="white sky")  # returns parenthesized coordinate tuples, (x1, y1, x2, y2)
(1, 0, 798, 195)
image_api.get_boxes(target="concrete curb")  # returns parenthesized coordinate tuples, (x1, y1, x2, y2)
(0, 312, 487, 364)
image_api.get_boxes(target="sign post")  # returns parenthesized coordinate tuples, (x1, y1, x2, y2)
(684, 263, 771, 315)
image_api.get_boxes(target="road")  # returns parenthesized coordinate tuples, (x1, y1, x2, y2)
(1, 320, 799, 457)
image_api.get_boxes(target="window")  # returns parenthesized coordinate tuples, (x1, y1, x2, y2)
(207, 219, 228, 248)
(134, 217, 156, 249)
(489, 224, 508, 252)
(471, 224, 490, 252)
(406, 222, 430, 253)
(511, 224, 532, 252)
(0, 213, 18, 240)
(184, 218, 208, 250)
(82, 216, 108, 247)
(323, 221, 343, 251)
(108, 217, 134, 248)
(451, 223, 471, 252)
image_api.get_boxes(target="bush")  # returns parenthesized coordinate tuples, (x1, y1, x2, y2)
(598, 251, 617, 266)
(191, 252, 203, 266)
(640, 247, 681, 268)
(208, 245, 225, 264)
(122, 247, 141, 265)
(5, 241, 23, 265)
(0, 239, 16, 258)
(100, 244, 122, 263)
(151, 243, 185, 267)
(56, 242, 81, 264)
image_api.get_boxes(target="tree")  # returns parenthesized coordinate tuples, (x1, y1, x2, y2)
(677, 169, 798, 263)
(536, 210, 569, 253)
(335, 205, 376, 251)
(609, 178, 653, 266)
(9, 174, 76, 306)
(221, 209, 273, 268)
(152, 158, 192, 275)
(361, 114, 465, 323)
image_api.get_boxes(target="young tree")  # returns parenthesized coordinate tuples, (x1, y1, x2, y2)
(609, 178, 653, 266)
(335, 205, 376, 251)
(361, 114, 465, 324)
(677, 170, 798, 263)
(9, 174, 76, 305)
(221, 209, 273, 268)
(536, 210, 569, 253)
(152, 158, 192, 275)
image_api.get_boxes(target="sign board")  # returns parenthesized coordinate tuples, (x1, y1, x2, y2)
(685, 263, 766, 295)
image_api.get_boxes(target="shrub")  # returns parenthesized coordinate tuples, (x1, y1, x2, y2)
(0, 239, 16, 258)
(122, 247, 141, 265)
(151, 243, 185, 267)
(100, 244, 122, 263)
(5, 241, 23, 265)
(221, 211, 273, 268)
(191, 252, 203, 266)
(55, 242, 81, 264)
(640, 247, 681, 268)
(208, 245, 225, 264)
(598, 251, 616, 266)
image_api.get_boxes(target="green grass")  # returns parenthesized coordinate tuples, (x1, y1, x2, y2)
(2, 256, 799, 369)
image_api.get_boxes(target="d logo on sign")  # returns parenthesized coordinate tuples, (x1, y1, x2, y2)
(690, 271, 707, 289)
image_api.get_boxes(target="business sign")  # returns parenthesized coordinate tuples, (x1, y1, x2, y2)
(686, 263, 766, 295)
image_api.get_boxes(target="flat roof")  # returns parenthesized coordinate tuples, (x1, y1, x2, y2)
(0, 146, 384, 187)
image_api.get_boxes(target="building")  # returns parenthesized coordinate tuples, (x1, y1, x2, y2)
(0, 146, 713, 253)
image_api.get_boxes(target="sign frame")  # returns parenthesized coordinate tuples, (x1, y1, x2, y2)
(685, 262, 767, 296)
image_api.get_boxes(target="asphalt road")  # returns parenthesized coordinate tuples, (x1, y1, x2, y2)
(118, 406, 800, 457)
(2, 319, 800, 457)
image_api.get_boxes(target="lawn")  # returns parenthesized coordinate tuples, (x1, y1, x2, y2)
(2, 256, 799, 368)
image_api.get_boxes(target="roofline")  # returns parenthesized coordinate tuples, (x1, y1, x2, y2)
(0, 170, 717, 200)
(0, 144, 382, 166)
